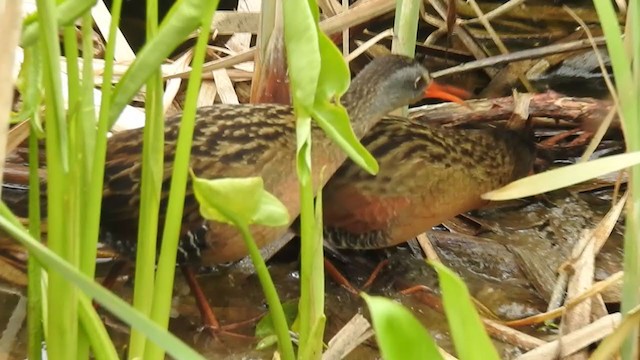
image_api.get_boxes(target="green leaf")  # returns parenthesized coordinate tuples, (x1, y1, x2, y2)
(255, 301, 299, 340)
(253, 191, 290, 227)
(283, 0, 320, 115)
(255, 335, 278, 350)
(312, 103, 379, 174)
(310, 33, 378, 174)
(0, 205, 205, 360)
(21, 0, 97, 47)
(482, 151, 640, 201)
(296, 116, 313, 177)
(430, 262, 500, 360)
(191, 174, 290, 227)
(315, 32, 349, 101)
(191, 175, 263, 225)
(361, 293, 443, 360)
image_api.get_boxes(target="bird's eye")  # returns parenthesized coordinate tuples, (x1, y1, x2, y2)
(414, 76, 427, 90)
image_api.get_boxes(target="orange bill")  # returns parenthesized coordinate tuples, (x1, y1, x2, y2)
(423, 80, 470, 105)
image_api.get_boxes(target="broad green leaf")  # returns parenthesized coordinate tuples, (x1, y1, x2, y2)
(361, 293, 443, 360)
(191, 175, 263, 225)
(483, 152, 640, 200)
(191, 174, 290, 227)
(283, 0, 320, 115)
(315, 32, 349, 101)
(431, 262, 499, 360)
(312, 102, 379, 174)
(253, 191, 290, 227)
(310, 33, 378, 174)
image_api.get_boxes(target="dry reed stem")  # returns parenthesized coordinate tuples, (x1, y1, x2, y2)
(504, 271, 623, 327)
(322, 313, 373, 360)
(91, 0, 135, 62)
(0, 0, 23, 197)
(167, 0, 397, 79)
(515, 313, 621, 360)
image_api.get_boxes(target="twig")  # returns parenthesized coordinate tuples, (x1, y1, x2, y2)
(166, 0, 397, 79)
(409, 91, 613, 128)
(482, 318, 546, 351)
(562, 229, 596, 360)
(431, 36, 608, 78)
(461, 0, 526, 25)
(505, 271, 623, 327)
(515, 313, 622, 360)
(417, 233, 441, 262)
(346, 28, 394, 62)
(322, 313, 373, 360)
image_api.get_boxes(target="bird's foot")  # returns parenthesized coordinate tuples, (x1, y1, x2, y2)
(198, 314, 262, 340)
(181, 265, 261, 340)
(539, 128, 594, 148)
(323, 258, 390, 296)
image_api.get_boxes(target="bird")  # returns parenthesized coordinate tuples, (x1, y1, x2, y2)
(3, 54, 536, 337)
(98, 54, 468, 265)
(321, 118, 535, 251)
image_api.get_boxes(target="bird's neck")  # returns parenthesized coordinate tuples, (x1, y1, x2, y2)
(341, 78, 396, 139)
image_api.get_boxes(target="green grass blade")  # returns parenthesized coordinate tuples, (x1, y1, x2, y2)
(107, 0, 209, 127)
(21, 0, 97, 47)
(128, 0, 164, 356)
(591, 306, 640, 360)
(63, 16, 85, 357)
(590, 3, 639, 357)
(483, 152, 640, 200)
(431, 262, 499, 360)
(0, 206, 205, 360)
(145, 2, 219, 358)
(82, 0, 123, 276)
(22, 43, 44, 360)
(77, 296, 119, 360)
(362, 294, 443, 360)
(35, 0, 75, 356)
(27, 122, 44, 360)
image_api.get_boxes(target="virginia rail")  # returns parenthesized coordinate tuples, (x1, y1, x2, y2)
(99, 55, 468, 265)
(321, 118, 535, 251)
(2, 54, 468, 336)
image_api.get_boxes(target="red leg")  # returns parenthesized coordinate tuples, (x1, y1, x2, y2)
(324, 258, 359, 295)
(566, 131, 593, 147)
(539, 128, 580, 148)
(94, 260, 130, 310)
(324, 258, 390, 295)
(362, 259, 389, 290)
(180, 265, 258, 340)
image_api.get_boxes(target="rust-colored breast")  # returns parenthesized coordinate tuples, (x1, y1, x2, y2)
(100, 103, 363, 264)
(322, 118, 535, 249)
